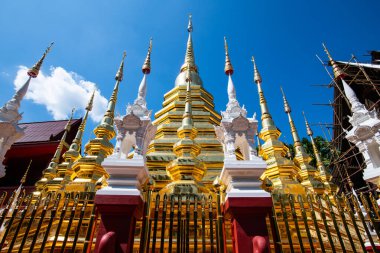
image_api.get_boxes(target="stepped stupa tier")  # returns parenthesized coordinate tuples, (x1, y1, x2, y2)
(145, 16, 224, 190)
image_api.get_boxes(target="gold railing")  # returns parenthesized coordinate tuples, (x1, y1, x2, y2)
(134, 191, 232, 253)
(0, 191, 99, 252)
(271, 192, 380, 253)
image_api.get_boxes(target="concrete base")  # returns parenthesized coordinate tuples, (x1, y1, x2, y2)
(102, 156, 148, 191)
(220, 158, 267, 197)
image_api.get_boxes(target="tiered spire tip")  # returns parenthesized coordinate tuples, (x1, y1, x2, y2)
(86, 90, 95, 111)
(280, 87, 302, 145)
(27, 42, 54, 78)
(142, 38, 152, 74)
(69, 91, 94, 153)
(224, 37, 234, 75)
(51, 108, 75, 162)
(252, 56, 262, 84)
(187, 14, 193, 32)
(20, 160, 32, 184)
(280, 86, 291, 114)
(251, 56, 275, 129)
(302, 111, 313, 136)
(180, 14, 197, 73)
(322, 43, 345, 78)
(115, 51, 127, 81)
(96, 51, 125, 134)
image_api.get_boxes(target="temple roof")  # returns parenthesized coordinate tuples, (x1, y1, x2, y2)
(16, 119, 81, 143)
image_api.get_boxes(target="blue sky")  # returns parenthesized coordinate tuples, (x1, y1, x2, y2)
(1, 0, 379, 146)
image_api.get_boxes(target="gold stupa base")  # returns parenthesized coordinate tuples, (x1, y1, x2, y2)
(159, 180, 209, 194)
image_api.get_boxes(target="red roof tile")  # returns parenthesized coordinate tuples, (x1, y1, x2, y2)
(16, 119, 81, 143)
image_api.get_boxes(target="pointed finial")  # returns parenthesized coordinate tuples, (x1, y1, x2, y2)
(142, 38, 152, 74)
(68, 92, 95, 153)
(251, 56, 274, 128)
(86, 90, 95, 111)
(115, 51, 126, 81)
(251, 56, 262, 83)
(20, 160, 32, 184)
(280, 86, 291, 114)
(224, 37, 234, 75)
(281, 87, 302, 145)
(65, 108, 75, 130)
(302, 111, 313, 136)
(27, 42, 54, 78)
(322, 43, 333, 62)
(180, 15, 197, 73)
(49, 108, 74, 164)
(303, 111, 331, 184)
(187, 14, 193, 32)
(322, 43, 345, 78)
(96, 52, 125, 132)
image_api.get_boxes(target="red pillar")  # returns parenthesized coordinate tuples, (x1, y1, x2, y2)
(224, 196, 273, 253)
(94, 194, 143, 253)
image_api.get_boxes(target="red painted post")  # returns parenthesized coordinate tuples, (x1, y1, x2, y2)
(94, 194, 143, 253)
(224, 197, 272, 253)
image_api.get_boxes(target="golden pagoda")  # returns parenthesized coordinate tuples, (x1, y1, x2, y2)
(145, 15, 224, 191)
(0, 16, 378, 253)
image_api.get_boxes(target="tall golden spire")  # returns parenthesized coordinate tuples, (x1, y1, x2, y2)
(20, 160, 32, 184)
(142, 38, 152, 74)
(252, 57, 275, 129)
(27, 42, 54, 78)
(280, 87, 301, 145)
(180, 15, 197, 73)
(94, 51, 126, 139)
(224, 37, 234, 75)
(322, 43, 345, 78)
(280, 87, 323, 193)
(66, 52, 126, 192)
(303, 112, 336, 194)
(67, 91, 94, 155)
(52, 109, 75, 163)
(252, 56, 304, 194)
(51, 92, 95, 191)
(35, 109, 74, 192)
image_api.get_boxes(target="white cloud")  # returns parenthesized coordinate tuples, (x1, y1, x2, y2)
(14, 66, 108, 122)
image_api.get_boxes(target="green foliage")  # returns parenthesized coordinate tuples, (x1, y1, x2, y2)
(285, 136, 332, 168)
